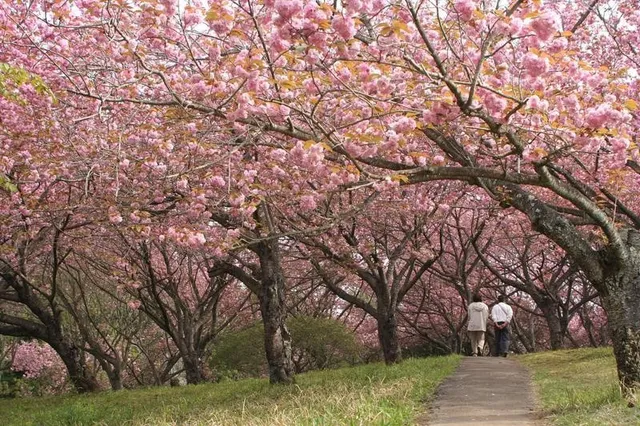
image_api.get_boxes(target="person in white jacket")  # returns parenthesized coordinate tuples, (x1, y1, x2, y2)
(467, 294, 489, 356)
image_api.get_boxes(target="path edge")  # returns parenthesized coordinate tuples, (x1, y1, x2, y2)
(413, 355, 464, 425)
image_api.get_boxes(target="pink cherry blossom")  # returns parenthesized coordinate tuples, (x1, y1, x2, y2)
(210, 176, 226, 188)
(332, 16, 357, 40)
(522, 53, 549, 78)
(299, 195, 317, 211)
(610, 137, 630, 153)
(454, 0, 475, 22)
(529, 12, 560, 42)
(391, 116, 417, 133)
(275, 0, 303, 20)
(108, 206, 123, 224)
(127, 300, 141, 309)
(584, 104, 623, 128)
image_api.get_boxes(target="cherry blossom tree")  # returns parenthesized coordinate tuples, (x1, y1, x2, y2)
(298, 186, 444, 364)
(106, 238, 245, 385)
(209, 233, 298, 384)
(12, 340, 68, 395)
(475, 223, 598, 350)
(3, 0, 640, 401)
(0, 224, 100, 393)
(53, 258, 152, 391)
(401, 273, 470, 355)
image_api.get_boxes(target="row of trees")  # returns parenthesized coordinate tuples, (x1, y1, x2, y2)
(1, 198, 606, 393)
(0, 0, 638, 404)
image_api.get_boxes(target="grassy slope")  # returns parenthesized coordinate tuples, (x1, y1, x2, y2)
(0, 355, 460, 426)
(520, 347, 640, 425)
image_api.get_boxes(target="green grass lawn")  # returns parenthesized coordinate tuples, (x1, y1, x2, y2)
(520, 347, 640, 425)
(0, 355, 460, 426)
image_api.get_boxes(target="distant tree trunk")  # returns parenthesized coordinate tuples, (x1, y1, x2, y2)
(256, 240, 294, 384)
(529, 315, 537, 352)
(377, 311, 401, 364)
(578, 308, 600, 348)
(538, 301, 565, 350)
(53, 339, 100, 393)
(96, 359, 123, 391)
(106, 368, 123, 391)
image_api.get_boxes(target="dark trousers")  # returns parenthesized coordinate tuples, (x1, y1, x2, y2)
(494, 322, 510, 356)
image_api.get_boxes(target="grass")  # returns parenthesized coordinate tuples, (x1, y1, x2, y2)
(0, 355, 460, 426)
(520, 347, 640, 425)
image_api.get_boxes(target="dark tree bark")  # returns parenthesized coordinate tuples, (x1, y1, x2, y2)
(377, 311, 401, 364)
(52, 339, 101, 393)
(599, 253, 640, 404)
(538, 300, 565, 350)
(106, 368, 123, 391)
(504, 185, 640, 405)
(182, 353, 206, 385)
(208, 247, 295, 384)
(210, 203, 294, 384)
(0, 264, 100, 393)
(254, 239, 294, 383)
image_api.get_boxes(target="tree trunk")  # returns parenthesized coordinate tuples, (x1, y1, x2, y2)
(538, 301, 565, 350)
(256, 240, 294, 384)
(183, 353, 206, 384)
(600, 269, 640, 407)
(54, 340, 100, 393)
(107, 368, 123, 391)
(579, 308, 599, 348)
(377, 313, 402, 364)
(511, 318, 534, 354)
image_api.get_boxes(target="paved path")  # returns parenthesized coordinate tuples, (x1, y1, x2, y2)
(424, 357, 537, 425)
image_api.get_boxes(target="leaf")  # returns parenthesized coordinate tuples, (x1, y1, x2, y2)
(0, 174, 17, 193)
(378, 24, 393, 37)
(205, 8, 220, 21)
(319, 142, 333, 152)
(625, 99, 638, 111)
(228, 28, 245, 38)
(319, 3, 334, 13)
(390, 174, 409, 183)
(392, 20, 409, 33)
(278, 80, 298, 90)
(318, 20, 332, 30)
(532, 147, 548, 157)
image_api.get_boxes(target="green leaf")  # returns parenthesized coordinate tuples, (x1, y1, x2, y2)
(0, 175, 17, 193)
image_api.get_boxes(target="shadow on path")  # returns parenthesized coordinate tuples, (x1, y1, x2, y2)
(421, 357, 537, 425)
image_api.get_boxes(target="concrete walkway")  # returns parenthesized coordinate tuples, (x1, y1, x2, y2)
(424, 357, 537, 425)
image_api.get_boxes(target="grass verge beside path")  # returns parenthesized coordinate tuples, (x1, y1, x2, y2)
(520, 347, 640, 425)
(0, 355, 460, 426)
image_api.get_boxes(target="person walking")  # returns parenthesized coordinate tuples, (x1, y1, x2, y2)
(491, 295, 513, 357)
(467, 294, 489, 357)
